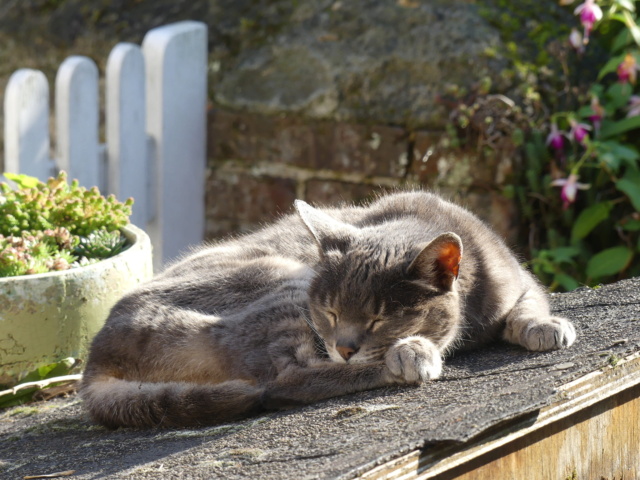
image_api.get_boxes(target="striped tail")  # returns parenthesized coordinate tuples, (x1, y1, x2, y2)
(80, 375, 265, 428)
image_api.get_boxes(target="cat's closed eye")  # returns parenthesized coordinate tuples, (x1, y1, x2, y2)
(367, 318, 383, 332)
(327, 311, 338, 327)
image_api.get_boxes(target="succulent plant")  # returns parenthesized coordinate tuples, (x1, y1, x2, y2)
(0, 172, 134, 278)
(73, 229, 127, 260)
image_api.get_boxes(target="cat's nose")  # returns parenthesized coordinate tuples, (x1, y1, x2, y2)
(337, 344, 359, 361)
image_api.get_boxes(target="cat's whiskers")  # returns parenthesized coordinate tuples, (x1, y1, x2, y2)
(352, 345, 386, 363)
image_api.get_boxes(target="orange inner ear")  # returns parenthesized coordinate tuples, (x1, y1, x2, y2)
(438, 243, 462, 279)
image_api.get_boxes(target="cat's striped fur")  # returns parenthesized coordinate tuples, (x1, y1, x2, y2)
(81, 191, 575, 428)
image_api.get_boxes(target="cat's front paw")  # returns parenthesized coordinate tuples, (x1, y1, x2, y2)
(385, 336, 442, 383)
(520, 316, 576, 351)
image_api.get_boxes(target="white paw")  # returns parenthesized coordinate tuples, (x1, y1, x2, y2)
(385, 336, 442, 383)
(521, 316, 576, 351)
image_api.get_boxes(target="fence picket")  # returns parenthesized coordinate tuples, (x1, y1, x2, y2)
(55, 56, 101, 191)
(4, 69, 53, 180)
(2, 22, 208, 269)
(106, 43, 148, 228)
(143, 21, 207, 267)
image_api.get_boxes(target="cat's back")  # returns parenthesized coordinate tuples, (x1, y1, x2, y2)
(361, 192, 495, 239)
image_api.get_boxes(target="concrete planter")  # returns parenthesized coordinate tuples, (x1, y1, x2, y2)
(0, 225, 153, 384)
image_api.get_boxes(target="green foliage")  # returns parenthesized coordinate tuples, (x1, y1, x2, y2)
(0, 357, 78, 408)
(519, 0, 640, 291)
(73, 229, 127, 259)
(0, 172, 133, 278)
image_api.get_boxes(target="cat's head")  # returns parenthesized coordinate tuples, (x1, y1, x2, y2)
(295, 200, 463, 364)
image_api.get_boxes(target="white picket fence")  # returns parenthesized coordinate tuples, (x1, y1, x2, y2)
(2, 21, 208, 270)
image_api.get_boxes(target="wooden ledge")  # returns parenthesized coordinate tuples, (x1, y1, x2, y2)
(361, 352, 640, 479)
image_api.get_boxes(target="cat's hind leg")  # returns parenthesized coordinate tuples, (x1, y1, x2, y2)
(502, 282, 576, 351)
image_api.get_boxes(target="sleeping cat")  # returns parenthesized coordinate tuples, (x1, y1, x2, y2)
(80, 191, 576, 428)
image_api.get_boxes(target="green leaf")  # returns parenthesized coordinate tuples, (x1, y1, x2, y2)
(599, 115, 640, 139)
(554, 273, 581, 291)
(3, 173, 41, 189)
(612, 27, 633, 52)
(611, 143, 639, 162)
(577, 105, 595, 119)
(16, 357, 77, 385)
(598, 53, 626, 80)
(606, 82, 633, 110)
(615, 0, 636, 12)
(609, 12, 630, 23)
(616, 169, 640, 210)
(571, 202, 613, 243)
(623, 10, 640, 47)
(587, 246, 634, 278)
(597, 141, 640, 172)
(548, 246, 580, 264)
(600, 151, 621, 170)
(630, 24, 640, 47)
(0, 358, 78, 408)
(0, 388, 39, 408)
(622, 219, 640, 231)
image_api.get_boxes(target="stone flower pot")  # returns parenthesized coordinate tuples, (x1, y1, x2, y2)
(0, 225, 152, 384)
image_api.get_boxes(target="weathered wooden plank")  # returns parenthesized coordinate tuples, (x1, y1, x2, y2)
(3, 69, 53, 180)
(55, 56, 101, 190)
(142, 21, 207, 268)
(441, 384, 639, 480)
(360, 352, 640, 480)
(106, 42, 148, 228)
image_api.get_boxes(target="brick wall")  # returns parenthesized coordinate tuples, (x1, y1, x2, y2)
(206, 109, 519, 247)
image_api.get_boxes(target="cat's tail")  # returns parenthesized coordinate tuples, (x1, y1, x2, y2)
(80, 374, 265, 429)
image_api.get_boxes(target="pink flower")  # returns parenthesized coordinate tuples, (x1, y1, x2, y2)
(546, 123, 568, 151)
(551, 173, 591, 209)
(617, 53, 639, 84)
(626, 95, 640, 117)
(569, 119, 591, 144)
(588, 96, 604, 132)
(574, 0, 603, 40)
(569, 28, 585, 54)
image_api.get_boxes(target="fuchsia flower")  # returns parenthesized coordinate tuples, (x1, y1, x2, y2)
(574, 0, 603, 41)
(569, 119, 591, 144)
(627, 95, 640, 117)
(588, 96, 604, 132)
(617, 53, 639, 84)
(569, 28, 585, 53)
(546, 123, 568, 151)
(551, 174, 591, 209)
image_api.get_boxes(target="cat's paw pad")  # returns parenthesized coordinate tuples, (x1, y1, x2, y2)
(521, 316, 576, 351)
(385, 336, 442, 383)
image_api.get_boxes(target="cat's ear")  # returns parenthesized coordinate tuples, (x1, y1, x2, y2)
(408, 232, 463, 291)
(295, 200, 358, 253)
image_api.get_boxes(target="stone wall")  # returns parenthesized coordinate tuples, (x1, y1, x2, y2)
(203, 0, 570, 246)
(0, 0, 572, 249)
(206, 108, 519, 244)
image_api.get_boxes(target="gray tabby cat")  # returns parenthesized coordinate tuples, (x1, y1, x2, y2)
(81, 191, 576, 428)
